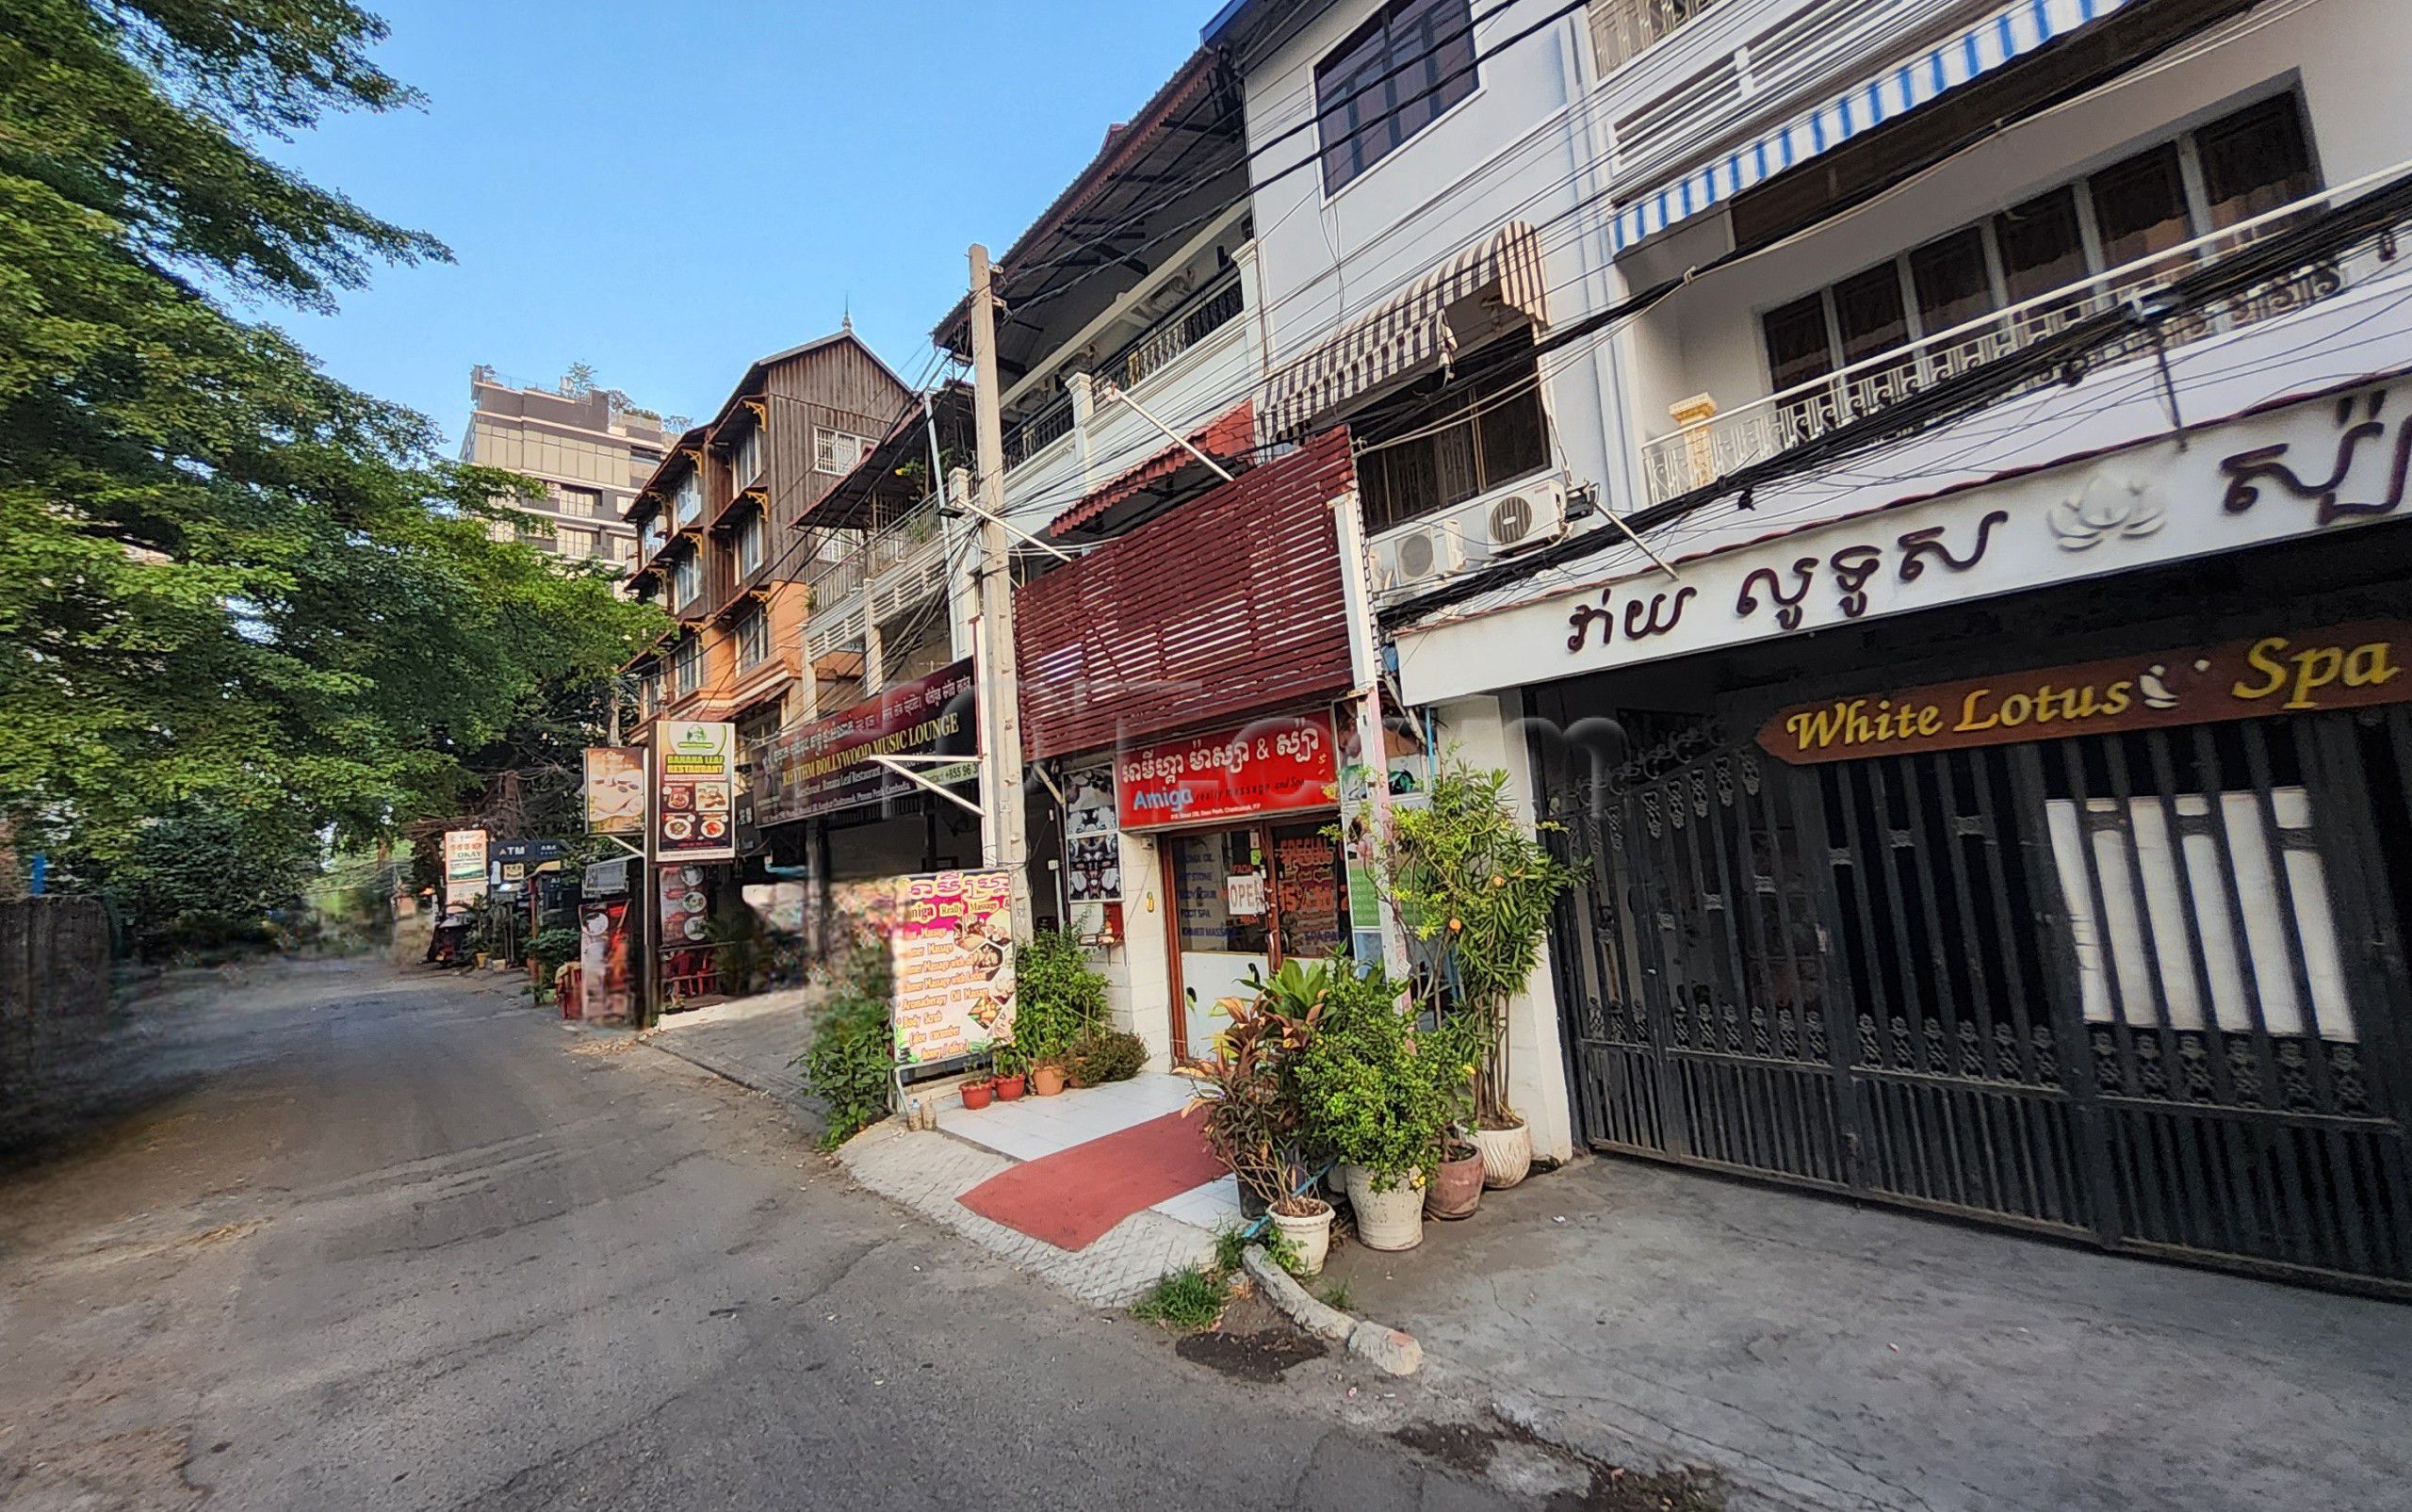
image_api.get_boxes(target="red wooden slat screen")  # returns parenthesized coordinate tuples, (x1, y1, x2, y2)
(1016, 429, 1356, 761)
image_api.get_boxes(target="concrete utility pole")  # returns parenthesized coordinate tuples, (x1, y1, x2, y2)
(967, 244, 1035, 936)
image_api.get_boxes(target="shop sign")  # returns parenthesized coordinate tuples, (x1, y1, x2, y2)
(442, 829, 488, 907)
(1395, 379, 2412, 708)
(759, 658, 977, 824)
(889, 870, 1016, 1065)
(1760, 622, 2412, 764)
(656, 721, 737, 861)
(1116, 713, 1338, 830)
(582, 747, 645, 836)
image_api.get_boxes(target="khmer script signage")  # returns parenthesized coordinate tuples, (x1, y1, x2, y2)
(1759, 623, 2412, 764)
(1393, 380, 2412, 707)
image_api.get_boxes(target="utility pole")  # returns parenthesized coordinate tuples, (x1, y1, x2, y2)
(967, 244, 1035, 936)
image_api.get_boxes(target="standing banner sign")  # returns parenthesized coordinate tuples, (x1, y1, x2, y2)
(442, 829, 489, 908)
(583, 746, 646, 835)
(655, 721, 738, 862)
(889, 870, 1016, 1065)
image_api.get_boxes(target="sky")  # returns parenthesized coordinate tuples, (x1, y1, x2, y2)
(269, 1, 1213, 446)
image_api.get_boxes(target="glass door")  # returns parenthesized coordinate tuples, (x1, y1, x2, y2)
(1171, 827, 1273, 1063)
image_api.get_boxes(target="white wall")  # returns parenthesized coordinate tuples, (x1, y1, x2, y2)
(1620, 0, 2412, 439)
(1432, 692, 1578, 1162)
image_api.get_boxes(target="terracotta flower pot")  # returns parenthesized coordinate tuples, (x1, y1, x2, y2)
(1473, 1117, 1533, 1189)
(1032, 1064, 1067, 1097)
(1271, 1196, 1334, 1276)
(994, 1073, 1026, 1102)
(959, 1079, 995, 1111)
(1426, 1144, 1486, 1219)
(1343, 1165, 1426, 1252)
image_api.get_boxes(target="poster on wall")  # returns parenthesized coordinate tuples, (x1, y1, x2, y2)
(656, 721, 738, 861)
(1062, 761, 1122, 903)
(1337, 708, 1431, 952)
(889, 870, 1016, 1065)
(442, 829, 489, 908)
(1115, 713, 1338, 830)
(583, 746, 646, 836)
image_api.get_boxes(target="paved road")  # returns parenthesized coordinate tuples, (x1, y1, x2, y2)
(0, 961, 1585, 1512)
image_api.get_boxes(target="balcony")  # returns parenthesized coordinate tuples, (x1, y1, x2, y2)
(1587, 0, 1727, 76)
(1002, 267, 1250, 479)
(801, 494, 953, 697)
(1635, 176, 2401, 507)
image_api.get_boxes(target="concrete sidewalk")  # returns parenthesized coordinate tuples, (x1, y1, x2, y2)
(638, 986, 820, 1106)
(1312, 1154, 2412, 1512)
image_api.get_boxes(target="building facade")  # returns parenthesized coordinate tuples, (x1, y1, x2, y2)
(461, 366, 666, 567)
(1199, 0, 2412, 1292)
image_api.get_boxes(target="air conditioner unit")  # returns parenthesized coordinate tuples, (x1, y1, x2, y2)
(1455, 473, 1571, 564)
(1373, 518, 1468, 594)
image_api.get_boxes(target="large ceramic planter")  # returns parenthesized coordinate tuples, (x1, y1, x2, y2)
(1473, 1118, 1534, 1190)
(1271, 1198, 1334, 1276)
(1344, 1165, 1426, 1252)
(1426, 1145, 1486, 1219)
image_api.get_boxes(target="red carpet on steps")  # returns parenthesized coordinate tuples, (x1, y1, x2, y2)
(955, 1109, 1228, 1252)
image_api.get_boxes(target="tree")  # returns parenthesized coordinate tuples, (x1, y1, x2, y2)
(0, 1, 665, 879)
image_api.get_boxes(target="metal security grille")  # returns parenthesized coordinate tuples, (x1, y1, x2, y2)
(1551, 707, 2412, 1293)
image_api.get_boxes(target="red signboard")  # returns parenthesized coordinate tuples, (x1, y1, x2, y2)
(758, 658, 977, 824)
(1116, 714, 1339, 830)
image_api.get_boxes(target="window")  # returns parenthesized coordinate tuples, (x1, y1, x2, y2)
(641, 516, 667, 556)
(1315, 0, 1476, 195)
(736, 606, 771, 669)
(671, 549, 701, 607)
(672, 471, 703, 526)
(1355, 333, 1552, 534)
(1587, 0, 1724, 77)
(814, 428, 872, 476)
(1756, 95, 2318, 402)
(671, 636, 703, 696)
(611, 533, 636, 564)
(554, 486, 600, 518)
(560, 526, 598, 559)
(736, 511, 765, 577)
(639, 668, 662, 714)
(730, 426, 764, 489)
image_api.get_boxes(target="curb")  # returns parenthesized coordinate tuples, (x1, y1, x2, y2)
(1240, 1248, 1424, 1376)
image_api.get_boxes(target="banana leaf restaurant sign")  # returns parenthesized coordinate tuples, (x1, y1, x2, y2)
(758, 658, 978, 824)
(1760, 623, 2412, 764)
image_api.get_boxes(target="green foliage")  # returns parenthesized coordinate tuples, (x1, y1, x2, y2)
(1012, 928, 1107, 1064)
(794, 934, 893, 1148)
(1128, 1266, 1228, 1330)
(1371, 762, 1574, 1122)
(1318, 1280, 1354, 1312)
(1066, 1026, 1147, 1085)
(1289, 968, 1475, 1189)
(76, 801, 321, 957)
(530, 925, 581, 978)
(1262, 1226, 1308, 1278)
(1187, 967, 1325, 1209)
(1212, 1223, 1250, 1274)
(0, 1, 666, 875)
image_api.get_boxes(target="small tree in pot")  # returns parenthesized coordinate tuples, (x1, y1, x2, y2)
(1014, 929, 1108, 1093)
(1366, 762, 1573, 1188)
(1291, 967, 1458, 1251)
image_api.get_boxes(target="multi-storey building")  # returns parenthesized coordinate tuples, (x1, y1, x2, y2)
(1208, 0, 2412, 1293)
(460, 366, 665, 567)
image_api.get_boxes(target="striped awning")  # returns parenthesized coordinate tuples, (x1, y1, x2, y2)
(1613, 0, 2137, 252)
(1256, 220, 1549, 447)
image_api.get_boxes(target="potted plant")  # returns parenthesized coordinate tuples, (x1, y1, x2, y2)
(1291, 967, 1451, 1251)
(959, 1075, 996, 1111)
(1367, 763, 1574, 1189)
(1184, 968, 1325, 1220)
(991, 1045, 1028, 1101)
(1270, 1193, 1335, 1276)
(1426, 1014, 1489, 1219)
(1013, 930, 1108, 1094)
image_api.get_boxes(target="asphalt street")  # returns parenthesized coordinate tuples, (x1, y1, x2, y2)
(0, 959, 1595, 1511)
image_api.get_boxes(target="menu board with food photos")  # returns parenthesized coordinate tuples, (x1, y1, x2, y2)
(655, 721, 737, 862)
(658, 864, 714, 947)
(889, 870, 1016, 1065)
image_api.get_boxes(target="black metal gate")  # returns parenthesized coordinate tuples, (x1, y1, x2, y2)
(1550, 707, 2412, 1293)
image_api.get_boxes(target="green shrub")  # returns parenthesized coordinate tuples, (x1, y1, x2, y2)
(1129, 1266, 1227, 1330)
(794, 934, 894, 1148)
(1013, 928, 1108, 1064)
(1067, 1026, 1147, 1084)
(1290, 967, 1474, 1190)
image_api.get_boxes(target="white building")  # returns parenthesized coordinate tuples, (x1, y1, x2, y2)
(1209, 0, 2412, 1293)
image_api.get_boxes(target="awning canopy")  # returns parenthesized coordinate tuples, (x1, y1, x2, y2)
(1255, 220, 1548, 447)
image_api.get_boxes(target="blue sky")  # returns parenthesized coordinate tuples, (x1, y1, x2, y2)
(271, 1, 1209, 446)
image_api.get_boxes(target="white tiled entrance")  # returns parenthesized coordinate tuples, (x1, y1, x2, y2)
(933, 1071, 1244, 1231)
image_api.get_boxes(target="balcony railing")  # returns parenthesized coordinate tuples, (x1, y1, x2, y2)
(804, 492, 948, 627)
(1636, 173, 2408, 506)
(1100, 269, 1246, 393)
(1588, 0, 1726, 75)
(1002, 395, 1076, 473)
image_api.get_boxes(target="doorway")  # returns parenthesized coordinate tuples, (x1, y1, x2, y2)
(1165, 820, 1348, 1062)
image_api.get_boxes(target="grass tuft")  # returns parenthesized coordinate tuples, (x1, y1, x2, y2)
(1130, 1265, 1228, 1330)
(1318, 1279, 1354, 1312)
